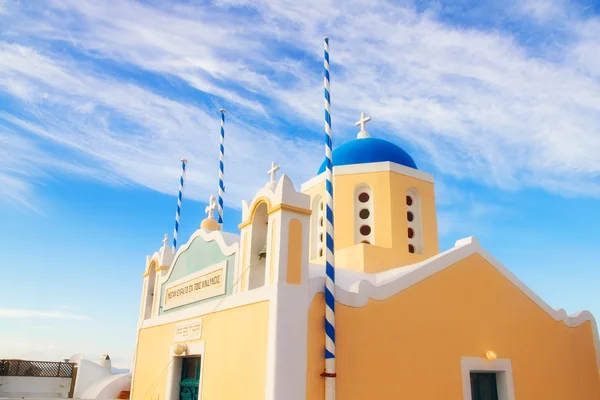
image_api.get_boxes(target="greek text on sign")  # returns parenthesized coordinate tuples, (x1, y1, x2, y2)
(174, 318, 202, 342)
(163, 262, 227, 310)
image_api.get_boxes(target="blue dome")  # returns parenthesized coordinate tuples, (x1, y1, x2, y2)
(317, 137, 418, 174)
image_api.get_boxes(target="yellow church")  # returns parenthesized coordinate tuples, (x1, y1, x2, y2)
(129, 115, 600, 400)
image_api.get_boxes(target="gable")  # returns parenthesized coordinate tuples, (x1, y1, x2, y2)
(307, 236, 600, 372)
(307, 252, 600, 399)
(158, 232, 238, 315)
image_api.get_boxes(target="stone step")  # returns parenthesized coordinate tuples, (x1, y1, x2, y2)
(117, 390, 130, 399)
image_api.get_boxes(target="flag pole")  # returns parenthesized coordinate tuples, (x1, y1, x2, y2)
(172, 158, 187, 253)
(217, 109, 227, 228)
(321, 36, 336, 400)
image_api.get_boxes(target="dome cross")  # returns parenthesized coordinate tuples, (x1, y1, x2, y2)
(355, 112, 372, 139)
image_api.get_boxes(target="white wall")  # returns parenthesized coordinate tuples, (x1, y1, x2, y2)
(80, 373, 131, 400)
(0, 376, 72, 398)
(72, 359, 111, 398)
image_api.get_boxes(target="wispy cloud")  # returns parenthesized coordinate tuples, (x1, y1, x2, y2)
(0, 0, 599, 214)
(0, 308, 93, 321)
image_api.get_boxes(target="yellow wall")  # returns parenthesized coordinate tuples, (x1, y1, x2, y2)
(303, 169, 439, 272)
(287, 218, 302, 284)
(306, 254, 600, 399)
(132, 301, 270, 400)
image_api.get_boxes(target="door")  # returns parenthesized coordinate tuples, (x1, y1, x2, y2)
(179, 357, 201, 400)
(470, 372, 499, 400)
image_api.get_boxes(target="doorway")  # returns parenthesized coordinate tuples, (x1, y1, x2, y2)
(179, 357, 201, 400)
(470, 372, 499, 400)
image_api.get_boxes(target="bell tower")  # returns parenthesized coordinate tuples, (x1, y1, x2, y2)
(302, 113, 439, 273)
(237, 163, 311, 292)
(139, 233, 174, 321)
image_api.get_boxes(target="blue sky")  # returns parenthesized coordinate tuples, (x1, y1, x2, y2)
(0, 0, 599, 368)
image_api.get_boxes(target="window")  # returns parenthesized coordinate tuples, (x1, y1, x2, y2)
(318, 200, 325, 258)
(406, 189, 422, 254)
(311, 196, 326, 260)
(354, 185, 374, 245)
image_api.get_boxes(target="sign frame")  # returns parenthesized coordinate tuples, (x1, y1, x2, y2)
(174, 318, 203, 343)
(162, 260, 227, 311)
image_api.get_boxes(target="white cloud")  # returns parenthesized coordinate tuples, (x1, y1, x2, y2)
(0, 308, 93, 321)
(0, 0, 599, 213)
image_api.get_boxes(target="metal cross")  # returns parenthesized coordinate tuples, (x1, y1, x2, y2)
(267, 161, 280, 182)
(355, 112, 372, 132)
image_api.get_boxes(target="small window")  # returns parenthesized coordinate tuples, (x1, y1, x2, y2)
(408, 244, 415, 253)
(408, 227, 414, 239)
(319, 233, 323, 242)
(406, 195, 413, 206)
(320, 217, 323, 227)
(407, 211, 414, 222)
(361, 240, 370, 244)
(358, 192, 370, 203)
(320, 201, 324, 210)
(355, 185, 374, 245)
(319, 249, 323, 257)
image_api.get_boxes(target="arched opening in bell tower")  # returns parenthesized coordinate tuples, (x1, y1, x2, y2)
(248, 202, 268, 290)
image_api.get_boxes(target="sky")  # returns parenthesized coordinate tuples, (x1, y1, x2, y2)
(0, 0, 599, 369)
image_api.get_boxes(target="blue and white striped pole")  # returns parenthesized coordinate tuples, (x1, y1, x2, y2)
(322, 36, 336, 400)
(217, 109, 226, 227)
(172, 158, 187, 253)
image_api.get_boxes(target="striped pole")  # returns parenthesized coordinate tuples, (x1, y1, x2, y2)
(172, 158, 187, 253)
(217, 109, 226, 227)
(321, 36, 336, 400)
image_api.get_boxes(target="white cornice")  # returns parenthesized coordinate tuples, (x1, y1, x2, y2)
(162, 229, 240, 284)
(242, 174, 310, 221)
(300, 161, 434, 192)
(141, 285, 273, 329)
(307, 236, 600, 370)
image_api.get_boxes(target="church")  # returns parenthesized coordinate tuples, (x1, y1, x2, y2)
(128, 112, 600, 400)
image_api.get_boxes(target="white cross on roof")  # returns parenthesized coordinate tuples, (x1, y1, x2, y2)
(355, 112, 371, 131)
(205, 194, 217, 219)
(267, 161, 280, 182)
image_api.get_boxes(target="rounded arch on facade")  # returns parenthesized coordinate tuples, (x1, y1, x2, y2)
(248, 201, 269, 290)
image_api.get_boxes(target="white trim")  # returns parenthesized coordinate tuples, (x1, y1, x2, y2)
(300, 161, 433, 192)
(461, 357, 514, 400)
(164, 229, 239, 284)
(406, 187, 423, 254)
(141, 285, 274, 329)
(165, 341, 205, 400)
(354, 183, 374, 245)
(242, 174, 310, 221)
(264, 284, 309, 400)
(306, 236, 600, 370)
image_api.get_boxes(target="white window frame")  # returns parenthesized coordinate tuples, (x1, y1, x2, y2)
(354, 184, 374, 245)
(406, 188, 423, 254)
(310, 195, 324, 260)
(165, 341, 206, 400)
(461, 357, 515, 400)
